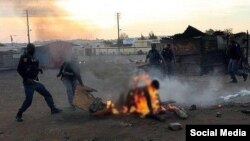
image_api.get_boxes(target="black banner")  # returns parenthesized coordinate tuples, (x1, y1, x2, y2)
(186, 125, 250, 141)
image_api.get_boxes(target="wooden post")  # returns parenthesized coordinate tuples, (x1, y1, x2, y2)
(247, 30, 249, 64)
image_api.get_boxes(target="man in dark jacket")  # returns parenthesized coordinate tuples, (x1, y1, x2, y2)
(161, 44, 174, 78)
(145, 44, 162, 69)
(16, 43, 62, 122)
(228, 40, 248, 83)
(57, 55, 83, 110)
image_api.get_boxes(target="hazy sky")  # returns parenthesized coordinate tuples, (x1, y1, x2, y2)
(0, 0, 250, 43)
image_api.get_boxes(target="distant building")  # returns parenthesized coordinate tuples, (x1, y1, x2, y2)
(0, 47, 24, 70)
(123, 38, 137, 46)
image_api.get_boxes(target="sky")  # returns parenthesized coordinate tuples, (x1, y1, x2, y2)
(0, 0, 250, 43)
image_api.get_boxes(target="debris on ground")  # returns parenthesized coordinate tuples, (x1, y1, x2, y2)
(174, 107, 188, 119)
(146, 114, 166, 122)
(119, 121, 133, 127)
(216, 111, 222, 117)
(241, 109, 250, 114)
(161, 100, 176, 105)
(63, 132, 71, 141)
(240, 104, 249, 108)
(189, 104, 197, 111)
(168, 122, 183, 131)
(73, 85, 105, 113)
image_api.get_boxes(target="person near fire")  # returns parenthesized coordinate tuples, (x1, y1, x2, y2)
(227, 40, 248, 83)
(161, 44, 174, 79)
(16, 43, 62, 122)
(145, 44, 162, 70)
(125, 79, 161, 116)
(57, 55, 84, 110)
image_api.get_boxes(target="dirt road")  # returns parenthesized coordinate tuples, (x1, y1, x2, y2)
(0, 69, 249, 141)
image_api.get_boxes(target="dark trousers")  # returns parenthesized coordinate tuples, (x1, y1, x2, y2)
(228, 59, 246, 81)
(18, 82, 55, 113)
(62, 78, 77, 107)
(165, 61, 173, 79)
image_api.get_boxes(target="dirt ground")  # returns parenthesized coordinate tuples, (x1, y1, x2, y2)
(0, 67, 250, 141)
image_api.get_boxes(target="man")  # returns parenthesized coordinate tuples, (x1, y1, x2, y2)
(57, 55, 84, 110)
(161, 44, 174, 78)
(125, 79, 161, 116)
(228, 40, 248, 83)
(16, 43, 62, 122)
(145, 44, 162, 70)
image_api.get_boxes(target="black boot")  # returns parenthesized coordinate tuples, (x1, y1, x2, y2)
(16, 111, 23, 122)
(51, 107, 63, 114)
(243, 73, 248, 81)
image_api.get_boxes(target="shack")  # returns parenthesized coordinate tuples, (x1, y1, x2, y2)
(161, 25, 227, 75)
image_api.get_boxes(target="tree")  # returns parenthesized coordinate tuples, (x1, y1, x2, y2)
(104, 40, 113, 46)
(224, 28, 233, 36)
(138, 34, 146, 40)
(213, 30, 225, 36)
(205, 29, 215, 35)
(120, 33, 128, 39)
(149, 31, 157, 39)
(117, 33, 128, 45)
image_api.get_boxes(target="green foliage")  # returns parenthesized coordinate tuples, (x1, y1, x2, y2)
(139, 34, 146, 40)
(205, 29, 215, 35)
(149, 31, 157, 39)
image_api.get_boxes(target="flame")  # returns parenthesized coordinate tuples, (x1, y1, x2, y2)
(103, 73, 177, 118)
(123, 73, 161, 117)
(106, 100, 119, 114)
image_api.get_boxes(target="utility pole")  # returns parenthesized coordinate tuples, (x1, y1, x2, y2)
(10, 35, 16, 46)
(26, 10, 30, 43)
(117, 12, 120, 53)
(247, 30, 249, 64)
(10, 35, 13, 46)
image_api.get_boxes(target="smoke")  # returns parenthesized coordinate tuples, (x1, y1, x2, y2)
(12, 0, 96, 40)
(80, 56, 135, 102)
(159, 76, 223, 107)
(79, 56, 229, 107)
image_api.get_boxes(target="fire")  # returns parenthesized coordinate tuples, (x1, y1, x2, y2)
(122, 73, 161, 117)
(106, 100, 119, 114)
(103, 73, 179, 118)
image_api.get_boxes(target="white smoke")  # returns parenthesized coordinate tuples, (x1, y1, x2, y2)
(159, 76, 224, 107)
(79, 56, 236, 107)
(80, 56, 135, 102)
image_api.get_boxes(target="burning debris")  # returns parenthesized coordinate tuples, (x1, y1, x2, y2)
(122, 73, 161, 117)
(73, 73, 188, 120)
(168, 122, 183, 131)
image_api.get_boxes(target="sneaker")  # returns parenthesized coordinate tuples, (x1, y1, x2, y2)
(243, 74, 248, 81)
(51, 108, 63, 114)
(16, 113, 23, 122)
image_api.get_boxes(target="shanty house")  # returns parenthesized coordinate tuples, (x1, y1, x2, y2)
(161, 25, 228, 75)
